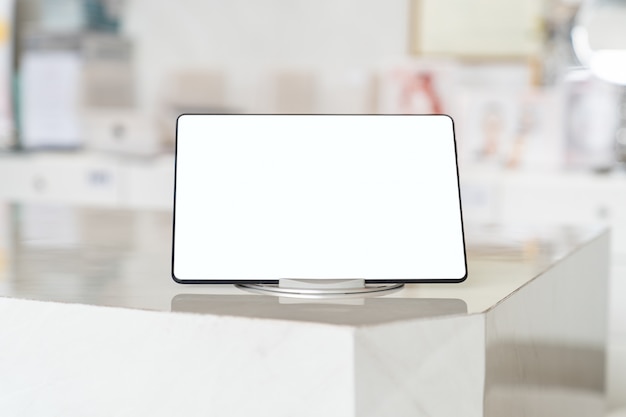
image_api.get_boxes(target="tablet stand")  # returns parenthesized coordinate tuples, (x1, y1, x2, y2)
(236, 278, 404, 299)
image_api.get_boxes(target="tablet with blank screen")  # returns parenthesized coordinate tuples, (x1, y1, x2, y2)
(172, 114, 466, 284)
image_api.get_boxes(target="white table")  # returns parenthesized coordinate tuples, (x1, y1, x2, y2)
(0, 204, 610, 417)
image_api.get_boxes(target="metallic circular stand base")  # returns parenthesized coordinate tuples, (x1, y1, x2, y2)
(236, 281, 404, 299)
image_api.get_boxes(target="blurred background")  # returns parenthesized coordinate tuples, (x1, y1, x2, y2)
(0, 0, 625, 413)
(0, 0, 624, 163)
(0, 0, 624, 174)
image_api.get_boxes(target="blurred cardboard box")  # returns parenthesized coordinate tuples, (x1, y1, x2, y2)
(82, 34, 134, 108)
(271, 70, 316, 114)
(159, 69, 230, 151)
(80, 34, 160, 156)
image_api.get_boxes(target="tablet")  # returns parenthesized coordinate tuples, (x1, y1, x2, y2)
(172, 114, 466, 284)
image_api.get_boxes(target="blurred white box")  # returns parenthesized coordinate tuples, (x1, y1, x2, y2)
(121, 155, 174, 210)
(0, 154, 120, 206)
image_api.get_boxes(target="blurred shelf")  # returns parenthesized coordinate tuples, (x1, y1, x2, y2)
(0, 151, 174, 210)
(3, 150, 626, 226)
(460, 167, 626, 253)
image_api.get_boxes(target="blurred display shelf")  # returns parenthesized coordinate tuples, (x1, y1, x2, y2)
(460, 167, 626, 251)
(2, 152, 626, 248)
(0, 151, 174, 210)
(1, 152, 626, 236)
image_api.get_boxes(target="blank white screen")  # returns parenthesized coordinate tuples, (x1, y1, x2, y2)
(173, 115, 466, 281)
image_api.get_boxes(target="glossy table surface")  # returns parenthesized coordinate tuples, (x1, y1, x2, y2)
(0, 202, 605, 324)
(0, 202, 611, 417)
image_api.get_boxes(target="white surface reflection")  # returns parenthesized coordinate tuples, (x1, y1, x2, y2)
(171, 294, 467, 325)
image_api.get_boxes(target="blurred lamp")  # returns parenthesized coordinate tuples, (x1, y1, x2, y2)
(572, 0, 626, 85)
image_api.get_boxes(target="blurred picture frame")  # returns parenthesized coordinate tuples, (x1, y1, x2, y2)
(377, 59, 458, 115)
(457, 89, 519, 168)
(457, 87, 563, 171)
(563, 70, 621, 170)
(410, 0, 544, 59)
(511, 88, 563, 171)
(19, 32, 83, 149)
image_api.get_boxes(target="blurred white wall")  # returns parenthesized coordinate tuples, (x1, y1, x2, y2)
(123, 0, 409, 115)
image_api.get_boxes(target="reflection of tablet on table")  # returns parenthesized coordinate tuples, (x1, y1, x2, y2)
(172, 115, 466, 284)
(171, 294, 468, 326)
